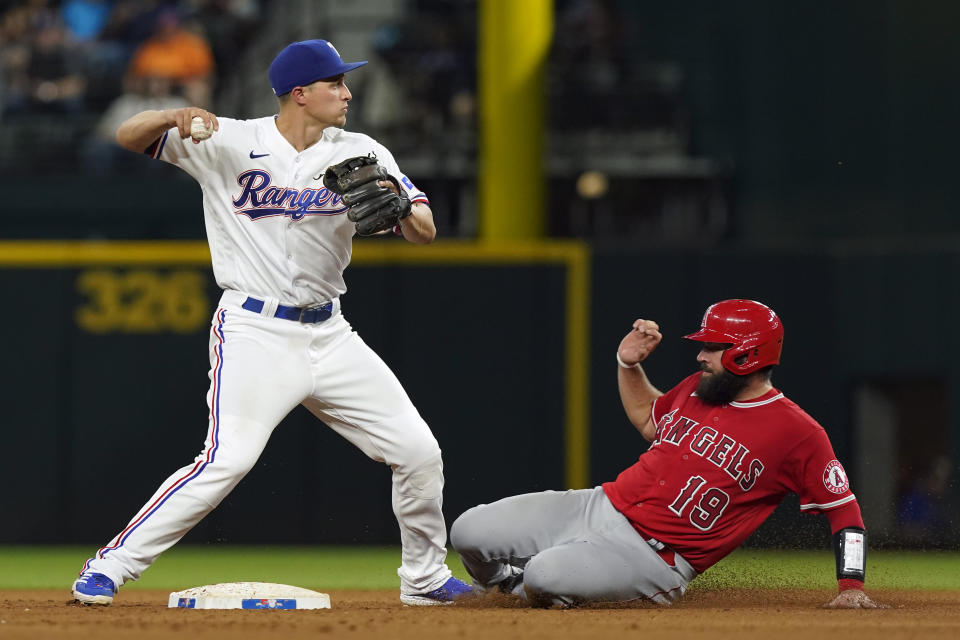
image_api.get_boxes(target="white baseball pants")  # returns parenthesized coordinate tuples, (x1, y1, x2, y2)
(82, 290, 452, 595)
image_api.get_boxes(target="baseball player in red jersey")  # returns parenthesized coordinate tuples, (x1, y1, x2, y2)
(451, 300, 886, 609)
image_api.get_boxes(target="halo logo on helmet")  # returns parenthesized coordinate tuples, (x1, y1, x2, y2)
(683, 299, 784, 375)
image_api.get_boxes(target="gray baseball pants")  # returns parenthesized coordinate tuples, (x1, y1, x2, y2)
(450, 487, 697, 606)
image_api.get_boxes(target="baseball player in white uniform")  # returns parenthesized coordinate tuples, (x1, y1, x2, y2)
(72, 39, 471, 606)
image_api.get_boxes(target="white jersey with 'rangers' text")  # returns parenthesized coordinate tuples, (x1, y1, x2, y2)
(148, 116, 428, 305)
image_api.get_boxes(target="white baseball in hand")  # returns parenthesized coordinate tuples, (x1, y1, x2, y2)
(190, 116, 213, 141)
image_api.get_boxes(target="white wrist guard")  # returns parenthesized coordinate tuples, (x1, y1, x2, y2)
(617, 352, 640, 369)
(834, 527, 866, 581)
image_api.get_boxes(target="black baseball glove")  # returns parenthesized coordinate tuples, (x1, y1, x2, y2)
(322, 154, 412, 236)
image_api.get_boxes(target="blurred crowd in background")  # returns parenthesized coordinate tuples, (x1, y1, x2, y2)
(0, 0, 684, 168)
(0, 0, 257, 115)
(0, 0, 260, 171)
(0, 0, 713, 239)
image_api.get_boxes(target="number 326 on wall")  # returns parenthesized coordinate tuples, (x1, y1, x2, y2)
(76, 270, 211, 333)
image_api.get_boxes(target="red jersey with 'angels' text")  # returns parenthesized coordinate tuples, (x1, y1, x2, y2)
(602, 372, 858, 574)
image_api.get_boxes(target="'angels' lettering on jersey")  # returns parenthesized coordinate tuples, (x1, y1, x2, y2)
(653, 410, 765, 491)
(602, 371, 858, 574)
(232, 170, 347, 221)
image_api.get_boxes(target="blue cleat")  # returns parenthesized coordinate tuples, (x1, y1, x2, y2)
(400, 577, 473, 606)
(72, 572, 117, 605)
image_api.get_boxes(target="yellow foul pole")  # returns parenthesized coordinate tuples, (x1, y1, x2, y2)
(477, 2, 589, 490)
(479, 0, 553, 240)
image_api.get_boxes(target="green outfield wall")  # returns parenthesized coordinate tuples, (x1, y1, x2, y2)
(0, 240, 956, 548)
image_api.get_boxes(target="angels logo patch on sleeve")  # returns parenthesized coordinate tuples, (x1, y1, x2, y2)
(822, 460, 850, 494)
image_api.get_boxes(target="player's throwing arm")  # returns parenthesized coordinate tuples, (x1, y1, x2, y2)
(116, 108, 219, 152)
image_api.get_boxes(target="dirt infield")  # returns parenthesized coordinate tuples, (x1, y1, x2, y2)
(2, 589, 958, 640)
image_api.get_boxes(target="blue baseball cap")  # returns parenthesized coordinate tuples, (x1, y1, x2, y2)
(268, 39, 368, 96)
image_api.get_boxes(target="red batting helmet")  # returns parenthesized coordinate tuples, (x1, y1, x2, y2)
(683, 299, 784, 375)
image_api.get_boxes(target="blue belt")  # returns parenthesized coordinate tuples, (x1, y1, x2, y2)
(241, 297, 333, 324)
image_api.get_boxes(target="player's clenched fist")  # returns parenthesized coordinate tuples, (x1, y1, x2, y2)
(618, 319, 662, 367)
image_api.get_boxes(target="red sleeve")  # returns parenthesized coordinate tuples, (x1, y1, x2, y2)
(781, 424, 867, 592)
(782, 427, 857, 515)
(825, 499, 865, 532)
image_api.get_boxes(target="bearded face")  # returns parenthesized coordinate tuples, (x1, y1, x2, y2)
(696, 362, 751, 406)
